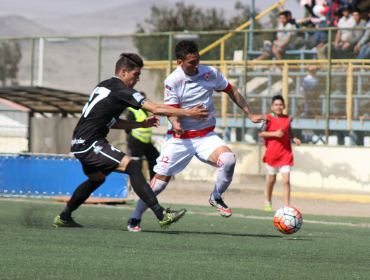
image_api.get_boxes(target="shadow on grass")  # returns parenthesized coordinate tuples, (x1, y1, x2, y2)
(136, 229, 284, 239)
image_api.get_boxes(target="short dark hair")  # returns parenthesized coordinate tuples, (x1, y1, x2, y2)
(175, 40, 199, 60)
(352, 8, 362, 14)
(285, 10, 292, 17)
(334, 9, 343, 17)
(341, 5, 351, 12)
(115, 53, 144, 74)
(279, 11, 289, 18)
(272, 94, 285, 104)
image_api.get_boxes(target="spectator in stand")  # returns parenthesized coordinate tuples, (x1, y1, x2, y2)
(286, 10, 302, 28)
(301, 67, 321, 115)
(333, 8, 366, 58)
(326, 0, 340, 24)
(354, 0, 370, 19)
(326, 0, 359, 22)
(301, 0, 328, 17)
(331, 9, 343, 26)
(354, 9, 370, 59)
(308, 8, 342, 49)
(317, 6, 355, 59)
(304, 5, 330, 49)
(256, 11, 296, 61)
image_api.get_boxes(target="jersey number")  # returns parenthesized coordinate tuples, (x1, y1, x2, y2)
(82, 87, 111, 117)
(161, 156, 169, 163)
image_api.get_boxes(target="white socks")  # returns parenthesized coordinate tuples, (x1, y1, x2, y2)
(211, 152, 236, 199)
(130, 178, 168, 220)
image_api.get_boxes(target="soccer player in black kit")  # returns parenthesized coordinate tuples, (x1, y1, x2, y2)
(53, 53, 209, 229)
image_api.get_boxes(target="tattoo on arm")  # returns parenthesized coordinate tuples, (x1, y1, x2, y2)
(227, 88, 252, 116)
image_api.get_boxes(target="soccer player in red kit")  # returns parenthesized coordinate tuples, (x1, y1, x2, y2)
(258, 95, 301, 210)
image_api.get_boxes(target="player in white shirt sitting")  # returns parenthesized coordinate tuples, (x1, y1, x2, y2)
(127, 40, 268, 232)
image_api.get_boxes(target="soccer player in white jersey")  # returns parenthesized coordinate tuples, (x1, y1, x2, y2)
(127, 40, 268, 232)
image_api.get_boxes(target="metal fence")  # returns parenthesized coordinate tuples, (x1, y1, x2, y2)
(1, 27, 370, 149)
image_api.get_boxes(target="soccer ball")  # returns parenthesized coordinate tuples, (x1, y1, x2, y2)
(274, 206, 303, 235)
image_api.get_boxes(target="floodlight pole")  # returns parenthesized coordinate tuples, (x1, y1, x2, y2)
(37, 38, 44, 87)
(325, 29, 332, 144)
(30, 38, 35, 86)
(168, 34, 173, 75)
(241, 31, 249, 140)
(97, 36, 102, 83)
(249, 0, 255, 51)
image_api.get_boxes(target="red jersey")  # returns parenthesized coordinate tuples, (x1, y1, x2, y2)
(262, 113, 293, 166)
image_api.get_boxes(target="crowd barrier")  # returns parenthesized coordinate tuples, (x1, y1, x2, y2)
(0, 154, 128, 198)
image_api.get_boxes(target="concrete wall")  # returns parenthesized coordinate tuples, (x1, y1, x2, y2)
(30, 117, 127, 154)
(175, 143, 370, 192)
(291, 146, 370, 191)
(28, 118, 370, 192)
(175, 144, 267, 183)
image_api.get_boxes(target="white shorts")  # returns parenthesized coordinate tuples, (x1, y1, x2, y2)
(154, 131, 229, 176)
(266, 163, 292, 175)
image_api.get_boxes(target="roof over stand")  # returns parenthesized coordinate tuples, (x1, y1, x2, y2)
(0, 86, 89, 115)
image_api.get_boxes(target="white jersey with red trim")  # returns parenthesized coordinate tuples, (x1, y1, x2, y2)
(164, 65, 230, 133)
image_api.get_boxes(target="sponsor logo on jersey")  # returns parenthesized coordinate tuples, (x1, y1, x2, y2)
(165, 85, 172, 90)
(178, 79, 185, 83)
(203, 72, 210, 81)
(132, 92, 143, 102)
(71, 138, 85, 146)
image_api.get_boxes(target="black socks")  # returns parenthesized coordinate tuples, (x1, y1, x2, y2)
(125, 160, 164, 220)
(151, 203, 164, 221)
(60, 178, 105, 220)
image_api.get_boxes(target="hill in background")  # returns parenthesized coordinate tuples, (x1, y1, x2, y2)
(0, 15, 55, 37)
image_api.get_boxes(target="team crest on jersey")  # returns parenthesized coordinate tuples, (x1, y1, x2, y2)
(203, 72, 210, 81)
(132, 92, 143, 102)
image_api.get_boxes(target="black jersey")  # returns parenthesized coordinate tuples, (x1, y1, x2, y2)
(71, 77, 147, 152)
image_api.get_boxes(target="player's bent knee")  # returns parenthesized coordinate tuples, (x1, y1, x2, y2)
(217, 152, 236, 179)
(115, 155, 135, 173)
(87, 171, 106, 182)
(124, 159, 141, 175)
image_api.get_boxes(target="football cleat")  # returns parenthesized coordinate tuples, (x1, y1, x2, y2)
(208, 194, 232, 217)
(127, 218, 142, 232)
(265, 202, 272, 211)
(158, 208, 186, 229)
(53, 215, 83, 228)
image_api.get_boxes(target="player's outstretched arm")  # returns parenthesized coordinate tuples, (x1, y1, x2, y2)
(142, 100, 209, 120)
(226, 86, 268, 123)
(111, 116, 160, 129)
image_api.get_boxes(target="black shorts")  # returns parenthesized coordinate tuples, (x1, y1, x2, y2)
(72, 139, 125, 176)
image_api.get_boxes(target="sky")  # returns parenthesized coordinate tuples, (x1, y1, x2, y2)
(0, 0, 304, 21)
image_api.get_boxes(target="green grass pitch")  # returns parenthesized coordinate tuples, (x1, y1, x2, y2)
(1, 199, 369, 279)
